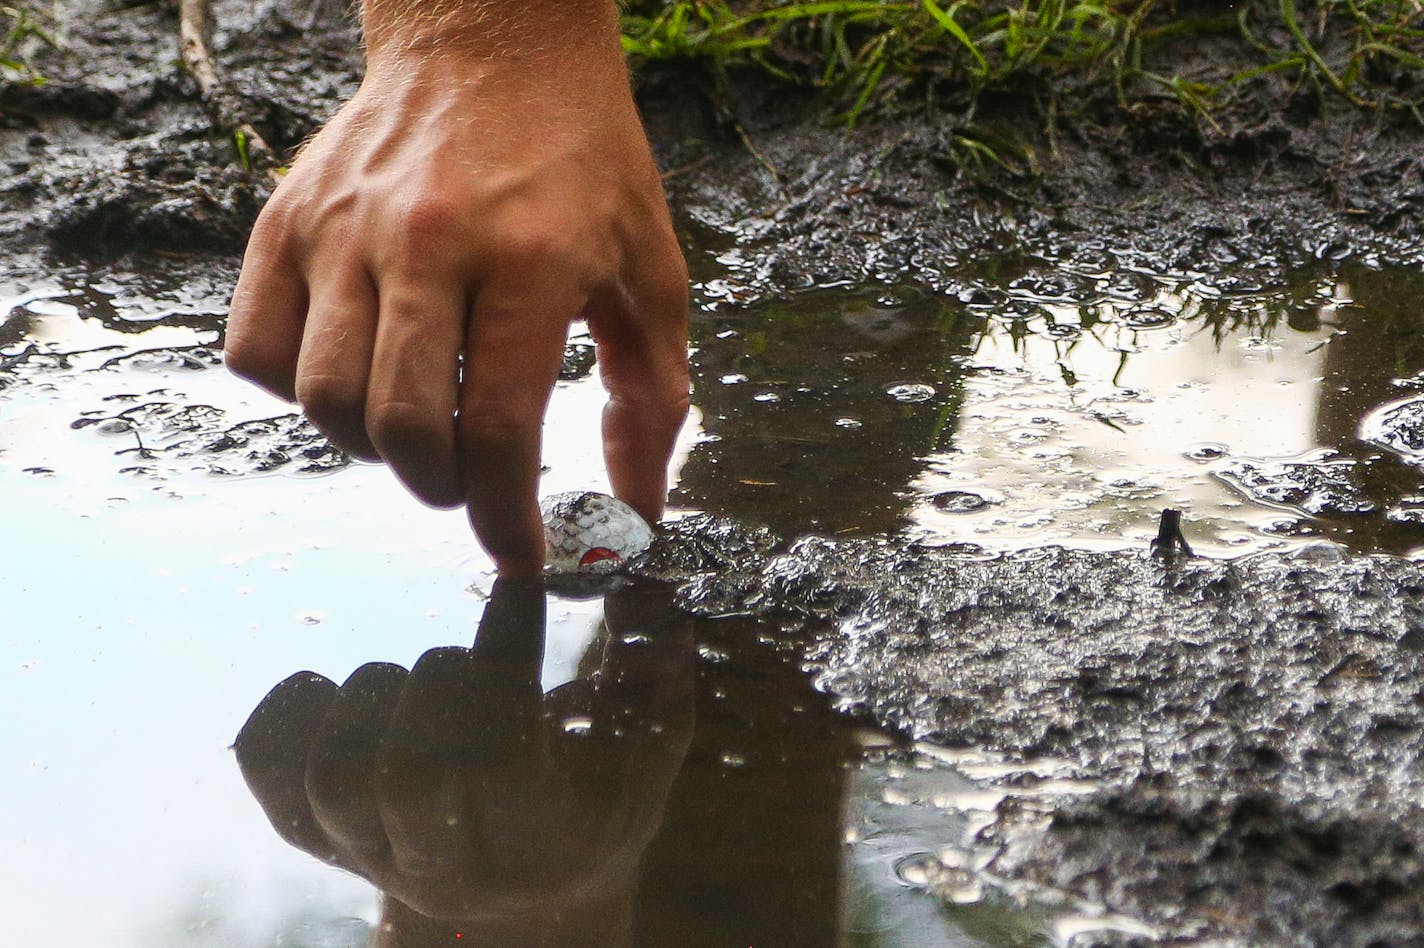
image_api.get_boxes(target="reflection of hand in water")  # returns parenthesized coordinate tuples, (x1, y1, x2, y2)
(234, 580, 695, 946)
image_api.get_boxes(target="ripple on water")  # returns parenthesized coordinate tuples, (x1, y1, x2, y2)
(1121, 307, 1177, 329)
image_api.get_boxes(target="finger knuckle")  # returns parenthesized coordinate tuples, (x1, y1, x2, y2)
(223, 335, 290, 397)
(366, 398, 435, 449)
(490, 223, 571, 275)
(373, 196, 464, 279)
(652, 386, 692, 431)
(296, 374, 365, 428)
(222, 334, 262, 382)
(400, 195, 457, 239)
(252, 192, 303, 247)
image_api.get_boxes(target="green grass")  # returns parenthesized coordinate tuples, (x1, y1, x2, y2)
(620, 1, 1424, 126)
(1, 3, 57, 83)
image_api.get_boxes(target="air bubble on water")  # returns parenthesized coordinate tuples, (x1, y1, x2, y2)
(562, 716, 594, 734)
(1187, 443, 1227, 462)
(720, 373, 748, 385)
(836, 417, 863, 429)
(932, 490, 990, 513)
(621, 632, 652, 646)
(885, 382, 936, 403)
(753, 391, 781, 403)
(720, 752, 746, 768)
(893, 852, 943, 887)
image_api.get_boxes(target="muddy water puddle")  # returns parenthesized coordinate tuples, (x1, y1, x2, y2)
(2, 255, 1422, 944)
(683, 260, 1424, 556)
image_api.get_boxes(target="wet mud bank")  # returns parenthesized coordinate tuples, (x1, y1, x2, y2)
(634, 521, 1424, 944)
(5, 2, 1424, 288)
(648, 70, 1424, 302)
(0, 0, 360, 258)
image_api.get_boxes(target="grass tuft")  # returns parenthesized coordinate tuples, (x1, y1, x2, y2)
(620, 1, 1424, 126)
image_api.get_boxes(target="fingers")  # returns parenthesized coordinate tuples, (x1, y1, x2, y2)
(374, 644, 547, 879)
(305, 661, 409, 864)
(294, 268, 381, 461)
(225, 218, 308, 403)
(228, 171, 690, 570)
(233, 671, 348, 868)
(458, 283, 574, 576)
(469, 577, 546, 663)
(364, 278, 465, 508)
(372, 647, 478, 877)
(587, 247, 691, 525)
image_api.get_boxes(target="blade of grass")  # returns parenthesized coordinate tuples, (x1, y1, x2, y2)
(923, 0, 988, 75)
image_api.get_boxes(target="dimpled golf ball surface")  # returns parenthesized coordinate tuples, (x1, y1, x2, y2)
(540, 491, 654, 574)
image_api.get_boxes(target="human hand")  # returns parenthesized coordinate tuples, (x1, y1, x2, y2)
(233, 580, 695, 945)
(224, 1, 690, 575)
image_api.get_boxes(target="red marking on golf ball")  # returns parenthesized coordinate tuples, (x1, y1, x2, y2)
(579, 547, 623, 569)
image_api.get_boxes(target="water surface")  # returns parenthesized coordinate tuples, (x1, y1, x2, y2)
(3, 253, 1421, 944)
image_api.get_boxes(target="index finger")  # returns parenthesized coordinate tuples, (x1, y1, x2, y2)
(458, 279, 577, 576)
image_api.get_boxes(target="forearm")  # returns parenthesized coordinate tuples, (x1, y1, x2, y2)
(361, 0, 621, 60)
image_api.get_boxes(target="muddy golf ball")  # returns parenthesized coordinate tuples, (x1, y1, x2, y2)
(541, 491, 654, 574)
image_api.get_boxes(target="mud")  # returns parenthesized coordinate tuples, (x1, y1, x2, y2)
(1, 0, 358, 256)
(6, 2, 1424, 287)
(629, 522, 1424, 944)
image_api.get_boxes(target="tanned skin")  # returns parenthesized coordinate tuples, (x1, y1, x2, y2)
(225, 0, 690, 576)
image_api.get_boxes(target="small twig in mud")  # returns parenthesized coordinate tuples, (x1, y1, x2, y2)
(734, 122, 788, 198)
(661, 154, 714, 182)
(178, 0, 281, 183)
